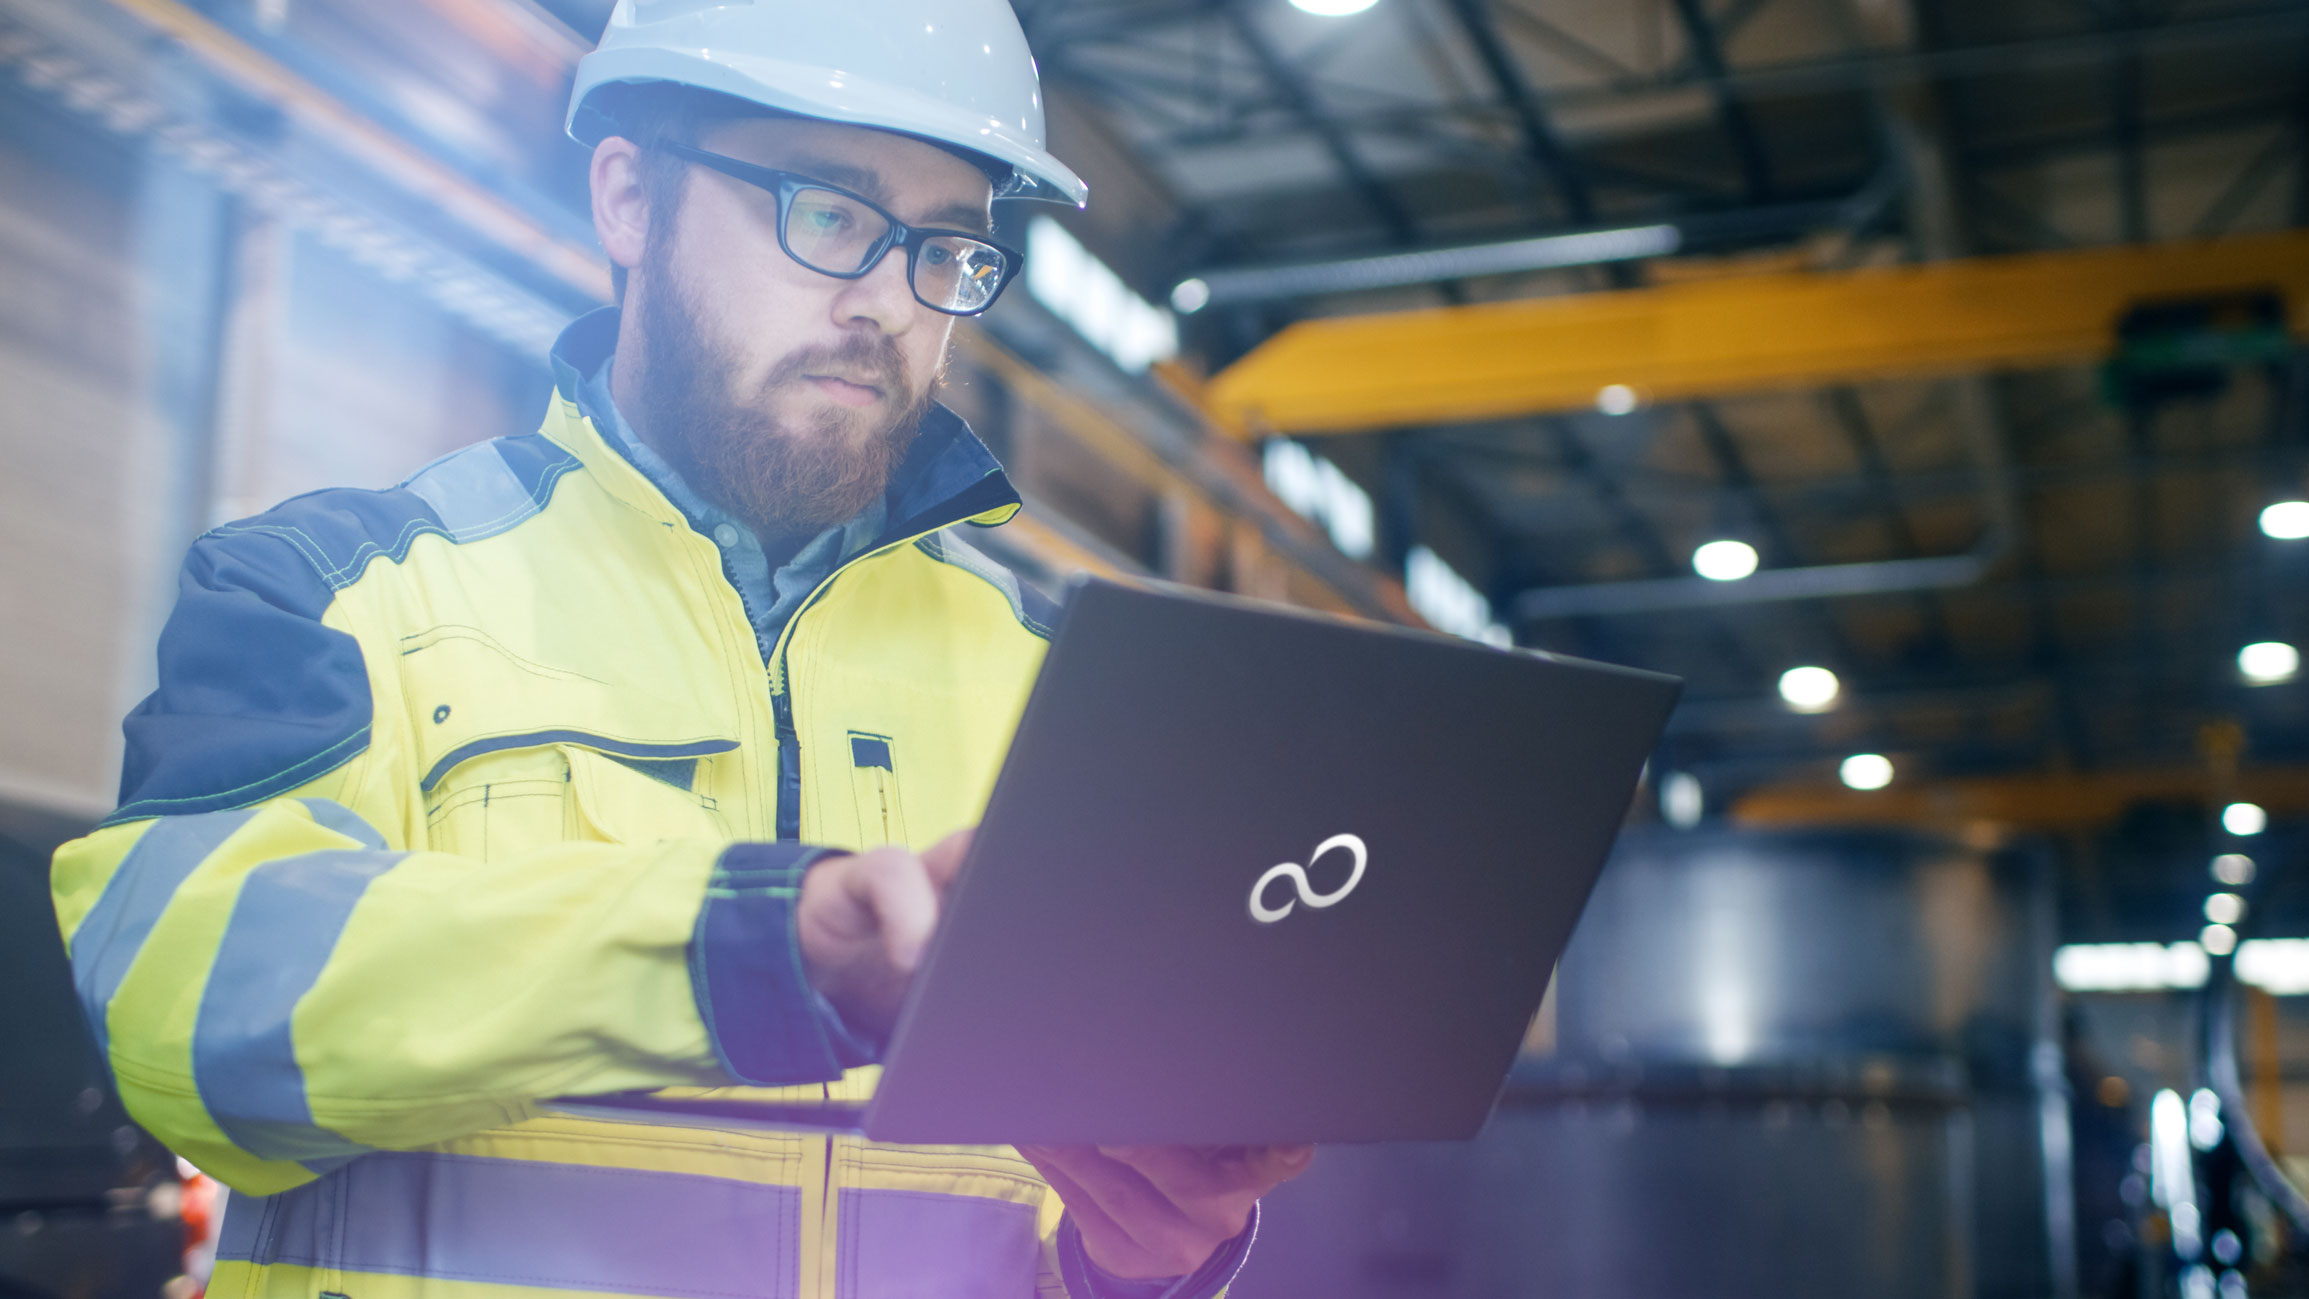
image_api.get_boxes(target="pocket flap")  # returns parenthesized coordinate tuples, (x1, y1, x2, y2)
(564, 744, 726, 844)
(400, 623, 741, 793)
(422, 730, 736, 794)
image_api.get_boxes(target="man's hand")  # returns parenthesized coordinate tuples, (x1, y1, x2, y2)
(1018, 1143, 1315, 1281)
(795, 828, 972, 1041)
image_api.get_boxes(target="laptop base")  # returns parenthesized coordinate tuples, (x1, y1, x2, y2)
(542, 1093, 870, 1136)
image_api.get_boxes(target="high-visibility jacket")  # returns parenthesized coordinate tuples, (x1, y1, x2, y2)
(50, 320, 1236, 1299)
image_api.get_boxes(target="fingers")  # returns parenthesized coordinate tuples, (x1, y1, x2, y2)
(1018, 1149, 1158, 1275)
(1020, 1144, 1254, 1277)
(842, 847, 939, 972)
(1253, 1143, 1316, 1182)
(1091, 1145, 1234, 1202)
(1093, 1143, 1314, 1203)
(920, 825, 974, 897)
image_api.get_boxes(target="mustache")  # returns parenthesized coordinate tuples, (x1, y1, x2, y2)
(760, 336, 908, 399)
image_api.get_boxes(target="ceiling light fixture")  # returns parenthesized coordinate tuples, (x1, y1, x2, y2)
(2206, 893, 2245, 926)
(2223, 802, 2268, 837)
(1289, 0, 1378, 14)
(1692, 539, 1759, 581)
(1660, 771, 1704, 829)
(1596, 384, 1639, 416)
(1176, 223, 1681, 308)
(2213, 854, 2256, 886)
(2261, 500, 2309, 540)
(2202, 923, 2239, 957)
(1840, 753, 1894, 791)
(2239, 641, 2300, 685)
(1778, 666, 1840, 712)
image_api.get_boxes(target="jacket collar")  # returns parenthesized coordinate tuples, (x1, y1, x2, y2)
(544, 307, 1022, 545)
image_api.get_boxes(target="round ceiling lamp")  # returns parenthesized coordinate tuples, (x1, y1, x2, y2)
(1778, 666, 1840, 712)
(2239, 641, 2300, 685)
(1692, 539, 1759, 581)
(2261, 500, 2309, 540)
(1840, 753, 1894, 791)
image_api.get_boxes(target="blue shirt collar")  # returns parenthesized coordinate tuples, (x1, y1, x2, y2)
(549, 306, 1017, 652)
(550, 307, 1015, 538)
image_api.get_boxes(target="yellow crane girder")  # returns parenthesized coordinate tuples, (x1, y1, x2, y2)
(1204, 229, 2309, 435)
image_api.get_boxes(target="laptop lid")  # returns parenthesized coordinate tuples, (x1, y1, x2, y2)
(854, 579, 1681, 1145)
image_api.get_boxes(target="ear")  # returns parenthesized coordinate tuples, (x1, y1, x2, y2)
(590, 136, 651, 277)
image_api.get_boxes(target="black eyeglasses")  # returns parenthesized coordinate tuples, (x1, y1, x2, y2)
(659, 141, 1021, 317)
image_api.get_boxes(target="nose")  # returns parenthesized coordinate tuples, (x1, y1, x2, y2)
(831, 242, 921, 336)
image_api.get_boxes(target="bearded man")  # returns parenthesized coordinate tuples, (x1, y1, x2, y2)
(50, 3, 1309, 1297)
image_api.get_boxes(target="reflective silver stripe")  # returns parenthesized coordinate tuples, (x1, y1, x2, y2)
(918, 533, 1055, 639)
(405, 442, 540, 542)
(296, 798, 387, 849)
(70, 807, 261, 1060)
(834, 1187, 1038, 1299)
(219, 1153, 803, 1299)
(194, 849, 402, 1167)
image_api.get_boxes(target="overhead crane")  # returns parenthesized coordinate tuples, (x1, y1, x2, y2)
(1206, 229, 2309, 434)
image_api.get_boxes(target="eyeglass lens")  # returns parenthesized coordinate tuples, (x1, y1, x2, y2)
(782, 185, 1009, 315)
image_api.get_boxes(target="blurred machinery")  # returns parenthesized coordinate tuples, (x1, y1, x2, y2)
(0, 807, 183, 1299)
(1237, 828, 2066, 1299)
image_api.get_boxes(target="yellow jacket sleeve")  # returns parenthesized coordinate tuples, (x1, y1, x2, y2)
(51, 523, 852, 1196)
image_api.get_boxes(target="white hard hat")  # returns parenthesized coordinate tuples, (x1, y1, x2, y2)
(568, 0, 1088, 208)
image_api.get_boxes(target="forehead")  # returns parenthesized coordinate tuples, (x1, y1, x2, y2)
(700, 115, 994, 231)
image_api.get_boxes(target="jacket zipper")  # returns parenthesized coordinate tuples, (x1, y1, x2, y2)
(771, 685, 803, 841)
(762, 494, 1002, 845)
(755, 488, 1010, 1298)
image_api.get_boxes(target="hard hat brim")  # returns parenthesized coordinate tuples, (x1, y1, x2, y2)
(568, 47, 1088, 208)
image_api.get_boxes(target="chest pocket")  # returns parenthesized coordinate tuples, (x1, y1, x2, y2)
(847, 732, 910, 848)
(400, 625, 742, 861)
(422, 737, 734, 860)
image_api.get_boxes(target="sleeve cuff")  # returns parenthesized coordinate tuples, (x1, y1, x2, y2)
(1058, 1204, 1259, 1299)
(687, 842, 877, 1085)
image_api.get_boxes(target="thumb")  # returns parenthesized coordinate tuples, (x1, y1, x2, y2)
(851, 850, 939, 972)
(920, 826, 975, 897)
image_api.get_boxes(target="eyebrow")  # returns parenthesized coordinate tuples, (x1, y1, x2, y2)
(783, 151, 994, 237)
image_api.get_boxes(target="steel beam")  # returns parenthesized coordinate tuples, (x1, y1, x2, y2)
(1490, 5, 1637, 82)
(1176, 172, 1894, 308)
(1146, 19, 2307, 155)
(1668, 0, 1774, 201)
(1439, 0, 1593, 222)
(1520, 415, 1766, 683)
(1732, 764, 2309, 829)
(1684, 401, 1871, 662)
(1222, 8, 1418, 245)
(1554, 4, 2309, 110)
(2109, 0, 2149, 244)
(2189, 131, 2293, 239)
(1205, 229, 2309, 434)
(1823, 387, 1955, 658)
(2296, 42, 2309, 226)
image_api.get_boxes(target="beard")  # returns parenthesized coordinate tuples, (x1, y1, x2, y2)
(630, 241, 932, 542)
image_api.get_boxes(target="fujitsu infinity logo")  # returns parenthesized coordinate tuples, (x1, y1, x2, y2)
(1248, 833, 1368, 924)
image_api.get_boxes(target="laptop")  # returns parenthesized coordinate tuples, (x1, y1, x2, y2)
(546, 578, 1681, 1144)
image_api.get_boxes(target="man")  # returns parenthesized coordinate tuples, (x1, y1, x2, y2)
(50, 3, 1310, 1297)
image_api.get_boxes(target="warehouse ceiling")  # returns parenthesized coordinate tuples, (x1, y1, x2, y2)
(3, 0, 2304, 849)
(985, 0, 2309, 813)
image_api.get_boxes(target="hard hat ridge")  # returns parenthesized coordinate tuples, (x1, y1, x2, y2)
(568, 0, 1088, 208)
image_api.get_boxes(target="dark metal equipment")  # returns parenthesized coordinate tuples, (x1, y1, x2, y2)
(1233, 827, 2074, 1299)
(0, 804, 183, 1299)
